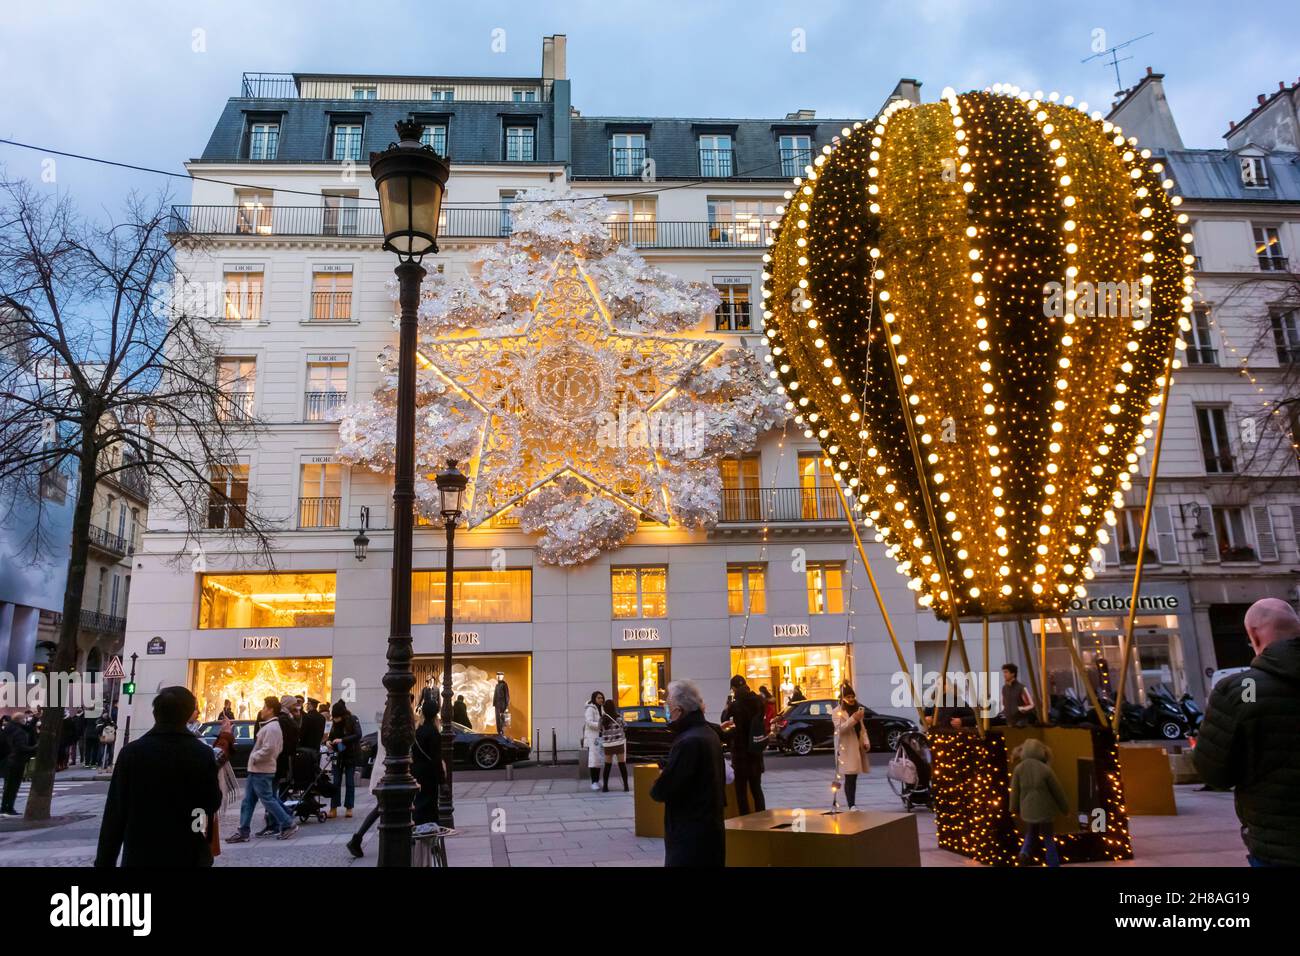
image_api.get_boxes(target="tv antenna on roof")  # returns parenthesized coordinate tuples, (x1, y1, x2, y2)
(1082, 31, 1154, 93)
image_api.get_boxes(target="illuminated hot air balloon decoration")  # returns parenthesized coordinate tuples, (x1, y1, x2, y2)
(762, 84, 1192, 624)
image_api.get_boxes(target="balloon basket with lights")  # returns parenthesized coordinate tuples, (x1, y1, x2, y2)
(929, 725, 1132, 866)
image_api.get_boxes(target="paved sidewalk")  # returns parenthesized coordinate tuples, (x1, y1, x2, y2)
(0, 762, 1248, 867)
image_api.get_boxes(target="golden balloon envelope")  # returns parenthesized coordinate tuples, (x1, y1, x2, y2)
(765, 88, 1190, 620)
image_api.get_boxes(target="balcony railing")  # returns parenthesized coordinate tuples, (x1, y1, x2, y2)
(699, 148, 735, 177)
(299, 496, 341, 528)
(86, 524, 128, 556)
(310, 290, 353, 321)
(1183, 346, 1219, 365)
(240, 72, 551, 102)
(1258, 255, 1290, 271)
(216, 391, 255, 422)
(610, 147, 647, 177)
(207, 500, 248, 530)
(1276, 344, 1300, 364)
(718, 487, 847, 523)
(780, 148, 813, 177)
(79, 609, 125, 636)
(305, 390, 347, 421)
(222, 291, 263, 322)
(173, 206, 775, 248)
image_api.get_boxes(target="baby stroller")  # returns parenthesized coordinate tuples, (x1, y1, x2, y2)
(885, 731, 933, 811)
(281, 745, 336, 824)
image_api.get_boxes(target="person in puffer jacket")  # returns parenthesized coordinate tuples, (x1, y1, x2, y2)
(1194, 598, 1300, 867)
(1009, 738, 1068, 867)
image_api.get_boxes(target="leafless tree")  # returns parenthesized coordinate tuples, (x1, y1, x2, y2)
(0, 180, 279, 821)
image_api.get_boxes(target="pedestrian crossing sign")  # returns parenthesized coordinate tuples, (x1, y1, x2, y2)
(103, 656, 125, 680)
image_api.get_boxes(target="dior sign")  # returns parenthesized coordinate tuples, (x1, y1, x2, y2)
(622, 627, 661, 642)
(773, 623, 811, 638)
(241, 636, 281, 650)
(452, 632, 481, 646)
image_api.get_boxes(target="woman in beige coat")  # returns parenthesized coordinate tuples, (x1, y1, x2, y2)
(831, 685, 871, 809)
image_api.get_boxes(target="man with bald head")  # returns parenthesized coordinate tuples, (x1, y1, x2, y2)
(1194, 597, 1300, 866)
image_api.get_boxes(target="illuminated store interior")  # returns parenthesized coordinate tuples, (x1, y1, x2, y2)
(414, 652, 531, 741)
(191, 657, 333, 720)
(198, 572, 336, 628)
(411, 569, 532, 624)
(729, 644, 850, 709)
(614, 650, 669, 707)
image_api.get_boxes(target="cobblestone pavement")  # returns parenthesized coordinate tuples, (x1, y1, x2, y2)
(0, 763, 1248, 867)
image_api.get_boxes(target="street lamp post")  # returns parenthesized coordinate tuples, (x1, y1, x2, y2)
(434, 461, 467, 827)
(369, 120, 450, 867)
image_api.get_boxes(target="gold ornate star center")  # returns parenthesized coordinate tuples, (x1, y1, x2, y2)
(419, 251, 720, 525)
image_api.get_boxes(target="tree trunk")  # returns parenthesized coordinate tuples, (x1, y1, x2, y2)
(24, 426, 98, 821)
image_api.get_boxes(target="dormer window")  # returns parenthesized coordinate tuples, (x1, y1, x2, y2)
(248, 122, 279, 160)
(430, 87, 454, 101)
(512, 88, 538, 103)
(1240, 155, 1270, 188)
(351, 86, 377, 100)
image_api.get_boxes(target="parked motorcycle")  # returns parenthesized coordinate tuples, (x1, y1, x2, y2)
(1148, 684, 1202, 736)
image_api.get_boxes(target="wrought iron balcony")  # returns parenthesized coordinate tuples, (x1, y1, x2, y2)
(780, 148, 813, 177)
(718, 487, 847, 524)
(1183, 346, 1219, 366)
(309, 290, 353, 322)
(299, 496, 342, 529)
(699, 148, 735, 177)
(305, 390, 348, 422)
(216, 391, 255, 422)
(86, 524, 128, 556)
(610, 147, 647, 177)
(1258, 254, 1289, 271)
(80, 609, 126, 636)
(172, 206, 775, 248)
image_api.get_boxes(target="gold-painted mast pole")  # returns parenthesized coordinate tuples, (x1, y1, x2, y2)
(981, 616, 991, 732)
(1015, 618, 1043, 717)
(1038, 614, 1050, 724)
(1055, 616, 1106, 727)
(1111, 336, 1177, 732)
(832, 479, 925, 722)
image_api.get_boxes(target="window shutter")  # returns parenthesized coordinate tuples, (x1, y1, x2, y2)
(1153, 505, 1179, 565)
(1253, 505, 1279, 562)
(1097, 530, 1120, 570)
(1292, 505, 1300, 558)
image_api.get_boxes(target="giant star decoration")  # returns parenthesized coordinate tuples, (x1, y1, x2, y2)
(420, 251, 720, 527)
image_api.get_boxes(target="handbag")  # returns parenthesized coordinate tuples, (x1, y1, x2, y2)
(887, 750, 918, 786)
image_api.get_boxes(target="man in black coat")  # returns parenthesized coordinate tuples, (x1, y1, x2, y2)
(722, 675, 766, 815)
(1194, 598, 1300, 867)
(299, 697, 326, 751)
(0, 713, 38, 815)
(650, 679, 725, 867)
(95, 686, 222, 867)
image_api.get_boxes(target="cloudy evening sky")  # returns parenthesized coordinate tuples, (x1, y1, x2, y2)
(2, 0, 1297, 212)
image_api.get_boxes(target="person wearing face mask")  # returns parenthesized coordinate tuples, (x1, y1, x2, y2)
(582, 692, 605, 791)
(649, 679, 725, 867)
(832, 684, 871, 810)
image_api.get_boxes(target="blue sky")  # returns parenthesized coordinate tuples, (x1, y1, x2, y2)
(2, 0, 1297, 213)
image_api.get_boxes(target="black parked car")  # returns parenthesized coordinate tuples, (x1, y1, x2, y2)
(360, 723, 530, 776)
(770, 699, 917, 756)
(619, 705, 727, 760)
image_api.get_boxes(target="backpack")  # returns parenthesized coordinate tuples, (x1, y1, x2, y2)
(746, 709, 768, 754)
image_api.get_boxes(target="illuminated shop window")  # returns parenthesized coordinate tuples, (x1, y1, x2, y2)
(727, 563, 766, 615)
(411, 569, 532, 624)
(192, 658, 332, 721)
(198, 572, 336, 628)
(414, 653, 530, 742)
(805, 561, 845, 614)
(730, 645, 848, 710)
(614, 650, 669, 707)
(611, 566, 667, 619)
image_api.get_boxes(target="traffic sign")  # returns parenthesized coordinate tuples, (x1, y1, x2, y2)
(103, 655, 125, 680)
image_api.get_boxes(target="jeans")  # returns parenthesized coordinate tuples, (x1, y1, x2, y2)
(332, 764, 355, 809)
(1247, 854, 1282, 867)
(843, 773, 858, 808)
(1019, 821, 1060, 867)
(240, 772, 293, 833)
